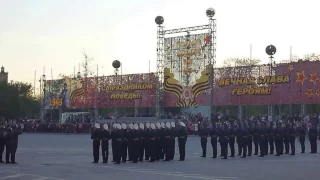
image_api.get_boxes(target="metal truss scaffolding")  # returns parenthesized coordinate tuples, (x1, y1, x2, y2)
(156, 12, 216, 119)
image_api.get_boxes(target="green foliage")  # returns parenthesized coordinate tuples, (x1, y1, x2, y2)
(0, 81, 40, 119)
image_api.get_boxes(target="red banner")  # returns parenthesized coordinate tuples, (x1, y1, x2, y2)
(70, 73, 156, 108)
(163, 61, 320, 106)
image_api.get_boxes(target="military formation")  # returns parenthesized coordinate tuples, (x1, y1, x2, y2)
(0, 124, 23, 164)
(90, 121, 188, 164)
(199, 120, 318, 159)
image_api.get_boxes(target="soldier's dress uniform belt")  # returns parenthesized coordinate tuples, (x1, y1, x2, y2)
(116, 138, 122, 141)
(290, 134, 295, 136)
(102, 138, 108, 141)
(150, 138, 155, 140)
(201, 136, 207, 138)
(179, 136, 185, 138)
(242, 136, 247, 138)
(211, 135, 217, 138)
(133, 138, 139, 141)
(165, 136, 171, 138)
(94, 138, 100, 140)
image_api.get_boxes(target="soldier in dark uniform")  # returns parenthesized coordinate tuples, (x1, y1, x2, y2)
(274, 122, 283, 156)
(139, 123, 146, 162)
(6, 125, 22, 164)
(110, 124, 117, 162)
(163, 122, 172, 161)
(308, 124, 318, 153)
(113, 124, 123, 164)
(0, 125, 6, 163)
(220, 122, 229, 159)
(267, 122, 274, 155)
(91, 123, 101, 163)
(288, 122, 296, 155)
(252, 122, 259, 155)
(127, 123, 134, 161)
(132, 124, 140, 163)
(210, 122, 218, 158)
(177, 122, 188, 161)
(199, 123, 208, 157)
(283, 123, 290, 154)
(236, 122, 242, 156)
(168, 122, 176, 160)
(297, 123, 306, 153)
(155, 123, 162, 161)
(257, 122, 265, 157)
(101, 124, 110, 163)
(262, 121, 269, 155)
(144, 123, 151, 161)
(228, 122, 236, 157)
(148, 123, 157, 162)
(240, 122, 249, 158)
(247, 122, 253, 156)
(121, 123, 128, 162)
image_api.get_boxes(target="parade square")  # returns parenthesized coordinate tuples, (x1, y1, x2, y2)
(0, 134, 318, 180)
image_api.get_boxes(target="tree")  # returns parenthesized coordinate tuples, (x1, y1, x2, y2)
(0, 82, 40, 119)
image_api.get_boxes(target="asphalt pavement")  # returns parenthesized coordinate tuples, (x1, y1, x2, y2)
(0, 134, 319, 180)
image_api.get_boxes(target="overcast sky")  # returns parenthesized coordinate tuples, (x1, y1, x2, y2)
(0, 0, 319, 91)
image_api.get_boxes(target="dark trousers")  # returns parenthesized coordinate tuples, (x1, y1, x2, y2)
(275, 137, 282, 155)
(289, 137, 295, 155)
(0, 141, 4, 162)
(247, 136, 252, 156)
(178, 138, 186, 160)
(258, 137, 265, 156)
(139, 140, 145, 161)
(253, 136, 259, 154)
(149, 139, 156, 161)
(168, 138, 175, 160)
(132, 140, 140, 163)
(299, 137, 305, 153)
(228, 137, 235, 157)
(221, 142, 228, 159)
(264, 139, 269, 155)
(114, 140, 122, 163)
(144, 139, 150, 160)
(310, 139, 317, 153)
(6, 141, 18, 163)
(112, 139, 116, 161)
(92, 140, 100, 162)
(122, 140, 128, 162)
(241, 137, 248, 157)
(211, 138, 217, 158)
(164, 138, 171, 160)
(101, 140, 109, 163)
(200, 137, 207, 157)
(268, 137, 274, 154)
(283, 138, 289, 153)
(128, 140, 133, 161)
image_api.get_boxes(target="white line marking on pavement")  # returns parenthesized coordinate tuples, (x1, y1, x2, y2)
(32, 177, 49, 180)
(0, 173, 25, 179)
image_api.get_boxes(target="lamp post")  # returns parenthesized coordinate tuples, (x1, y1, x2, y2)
(266, 45, 276, 121)
(39, 74, 46, 121)
(112, 60, 121, 121)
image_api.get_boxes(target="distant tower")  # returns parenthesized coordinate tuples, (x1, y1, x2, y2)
(0, 66, 8, 84)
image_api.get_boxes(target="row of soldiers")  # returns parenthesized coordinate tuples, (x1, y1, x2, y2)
(199, 121, 318, 159)
(90, 121, 188, 164)
(0, 124, 23, 164)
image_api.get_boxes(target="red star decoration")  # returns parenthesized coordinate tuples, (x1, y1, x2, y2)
(309, 73, 319, 85)
(305, 89, 313, 97)
(288, 64, 294, 71)
(296, 71, 307, 85)
(315, 89, 320, 96)
(204, 35, 211, 45)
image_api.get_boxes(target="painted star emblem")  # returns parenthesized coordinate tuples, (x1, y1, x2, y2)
(315, 89, 320, 96)
(309, 73, 319, 85)
(296, 71, 307, 85)
(288, 64, 294, 71)
(305, 89, 313, 97)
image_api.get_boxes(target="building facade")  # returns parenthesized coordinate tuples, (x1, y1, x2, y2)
(0, 66, 8, 84)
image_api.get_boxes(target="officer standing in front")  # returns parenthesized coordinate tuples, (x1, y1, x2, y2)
(199, 123, 208, 157)
(288, 122, 296, 155)
(91, 123, 101, 163)
(101, 124, 110, 163)
(308, 123, 318, 153)
(6, 124, 22, 164)
(210, 122, 218, 159)
(297, 123, 306, 153)
(177, 122, 188, 161)
(228, 122, 236, 157)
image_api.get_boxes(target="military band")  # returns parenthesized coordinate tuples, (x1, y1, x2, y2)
(90, 121, 188, 164)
